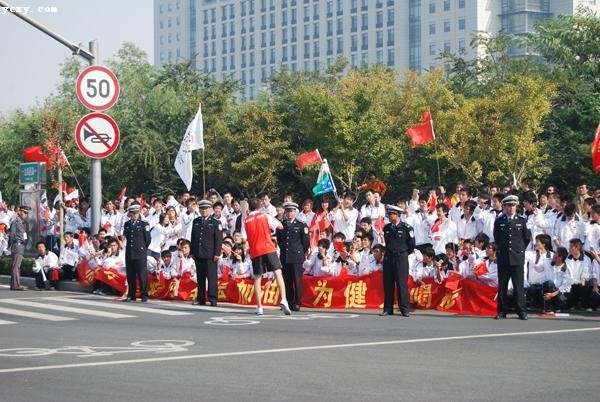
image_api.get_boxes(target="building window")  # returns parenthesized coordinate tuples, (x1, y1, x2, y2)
(292, 25, 297, 41)
(292, 43, 297, 60)
(270, 30, 275, 45)
(376, 30, 383, 47)
(361, 13, 368, 30)
(283, 46, 288, 61)
(327, 38, 333, 54)
(429, 1, 435, 14)
(458, 38, 466, 51)
(459, 0, 465, 9)
(304, 42, 310, 58)
(351, 54, 358, 67)
(377, 50, 383, 62)
(337, 37, 343, 53)
(351, 15, 357, 32)
(429, 43, 436, 56)
(304, 4, 309, 21)
(327, 0, 333, 16)
(444, 20, 450, 32)
(314, 59, 320, 70)
(337, 17, 343, 34)
(292, 8, 297, 24)
(304, 23, 310, 39)
(444, 0, 450, 12)
(387, 48, 394, 65)
(336, 0, 343, 15)
(313, 4, 319, 19)
(351, 0, 357, 13)
(313, 40, 320, 56)
(351, 35, 357, 51)
(387, 28, 394, 45)
(160, 4, 164, 14)
(458, 18, 465, 30)
(327, 19, 333, 36)
(361, 33, 368, 50)
(387, 8, 394, 26)
(261, 49, 266, 64)
(429, 22, 435, 34)
(376, 11, 383, 28)
(444, 41, 450, 52)
(314, 22, 320, 38)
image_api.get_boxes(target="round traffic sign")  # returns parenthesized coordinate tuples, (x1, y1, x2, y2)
(74, 113, 120, 159)
(76, 66, 120, 111)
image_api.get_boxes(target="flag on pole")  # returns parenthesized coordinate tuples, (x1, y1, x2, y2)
(174, 105, 204, 191)
(312, 159, 336, 197)
(591, 122, 600, 173)
(118, 187, 127, 204)
(406, 111, 436, 148)
(23, 146, 52, 169)
(296, 149, 322, 170)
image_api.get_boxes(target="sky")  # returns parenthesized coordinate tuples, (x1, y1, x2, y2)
(0, 0, 154, 116)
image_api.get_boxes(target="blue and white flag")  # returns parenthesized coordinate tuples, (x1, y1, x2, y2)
(174, 105, 204, 191)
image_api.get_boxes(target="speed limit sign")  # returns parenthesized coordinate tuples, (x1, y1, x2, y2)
(76, 65, 120, 111)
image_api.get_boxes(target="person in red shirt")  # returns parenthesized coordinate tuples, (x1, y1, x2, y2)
(357, 172, 388, 198)
(242, 198, 291, 316)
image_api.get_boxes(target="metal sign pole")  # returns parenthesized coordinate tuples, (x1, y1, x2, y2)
(89, 40, 102, 235)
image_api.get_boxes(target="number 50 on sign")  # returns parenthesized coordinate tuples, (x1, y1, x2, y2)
(76, 65, 120, 112)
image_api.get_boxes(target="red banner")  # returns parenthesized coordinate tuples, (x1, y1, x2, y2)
(76, 262, 497, 316)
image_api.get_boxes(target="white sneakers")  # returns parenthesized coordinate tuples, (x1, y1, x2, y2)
(255, 307, 263, 315)
(280, 300, 292, 315)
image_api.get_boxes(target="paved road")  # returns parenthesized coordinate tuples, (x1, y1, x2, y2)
(0, 286, 599, 401)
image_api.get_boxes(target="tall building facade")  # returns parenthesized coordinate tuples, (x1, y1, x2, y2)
(154, 0, 599, 100)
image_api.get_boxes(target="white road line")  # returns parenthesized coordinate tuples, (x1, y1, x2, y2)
(0, 326, 599, 374)
(0, 319, 17, 325)
(54, 298, 193, 316)
(0, 299, 134, 319)
(0, 306, 76, 322)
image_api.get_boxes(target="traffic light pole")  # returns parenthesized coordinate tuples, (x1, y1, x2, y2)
(1, 0, 102, 235)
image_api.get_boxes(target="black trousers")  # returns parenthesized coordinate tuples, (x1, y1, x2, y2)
(526, 281, 563, 311)
(498, 264, 525, 315)
(195, 258, 217, 303)
(567, 284, 592, 309)
(34, 269, 60, 289)
(125, 258, 147, 299)
(383, 253, 409, 314)
(282, 262, 303, 307)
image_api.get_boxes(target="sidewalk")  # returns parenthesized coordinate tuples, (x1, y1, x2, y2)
(0, 275, 91, 292)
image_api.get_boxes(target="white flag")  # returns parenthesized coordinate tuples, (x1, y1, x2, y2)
(174, 105, 204, 191)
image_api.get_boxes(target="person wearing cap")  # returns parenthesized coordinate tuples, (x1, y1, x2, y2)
(494, 195, 531, 320)
(8, 206, 30, 290)
(276, 202, 310, 311)
(123, 203, 151, 302)
(190, 199, 223, 306)
(380, 204, 415, 317)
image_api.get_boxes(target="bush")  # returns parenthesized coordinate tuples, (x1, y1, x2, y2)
(0, 256, 35, 277)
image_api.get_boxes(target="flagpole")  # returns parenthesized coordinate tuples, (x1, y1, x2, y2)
(434, 140, 441, 186)
(66, 164, 85, 198)
(201, 148, 206, 197)
(58, 162, 64, 247)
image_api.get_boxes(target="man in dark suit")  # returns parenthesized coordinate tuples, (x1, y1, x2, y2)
(276, 202, 310, 311)
(191, 199, 223, 306)
(123, 204, 151, 302)
(9, 206, 30, 291)
(380, 204, 415, 317)
(493, 195, 532, 320)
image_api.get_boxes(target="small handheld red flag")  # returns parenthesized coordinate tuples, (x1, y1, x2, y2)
(406, 111, 436, 148)
(296, 149, 322, 170)
(444, 271, 461, 291)
(374, 216, 385, 232)
(591, 122, 600, 173)
(333, 241, 345, 253)
(474, 261, 489, 277)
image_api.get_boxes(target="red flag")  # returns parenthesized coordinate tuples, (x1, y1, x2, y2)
(333, 241, 345, 253)
(374, 216, 385, 232)
(221, 265, 231, 280)
(473, 261, 489, 277)
(444, 271, 461, 291)
(140, 195, 146, 210)
(23, 146, 52, 169)
(592, 122, 600, 173)
(78, 232, 88, 247)
(431, 219, 441, 233)
(406, 111, 435, 148)
(296, 149, 322, 170)
(118, 187, 127, 203)
(427, 193, 438, 214)
(51, 268, 59, 281)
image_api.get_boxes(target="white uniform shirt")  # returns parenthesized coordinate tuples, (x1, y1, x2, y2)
(358, 251, 377, 275)
(172, 255, 197, 281)
(59, 243, 80, 267)
(456, 215, 478, 241)
(525, 250, 555, 285)
(584, 221, 600, 252)
(232, 257, 253, 278)
(297, 210, 315, 226)
(525, 211, 547, 250)
(34, 251, 59, 272)
(553, 217, 586, 247)
(411, 261, 436, 281)
(430, 219, 458, 254)
(303, 252, 328, 277)
(180, 210, 200, 241)
(553, 263, 574, 294)
(332, 207, 359, 241)
(411, 210, 435, 246)
(102, 251, 126, 275)
(359, 203, 386, 225)
(566, 254, 592, 282)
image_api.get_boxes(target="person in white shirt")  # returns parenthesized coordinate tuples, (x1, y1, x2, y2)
(433, 253, 453, 284)
(231, 243, 252, 279)
(258, 191, 277, 216)
(359, 190, 386, 226)
(553, 203, 585, 249)
(212, 202, 229, 234)
(411, 194, 435, 252)
(102, 237, 126, 276)
(297, 199, 316, 226)
(584, 205, 600, 253)
(147, 213, 175, 260)
(411, 247, 436, 285)
(544, 247, 572, 312)
(565, 238, 593, 310)
(371, 244, 385, 272)
(217, 240, 234, 279)
(33, 241, 59, 290)
(450, 187, 471, 225)
(180, 198, 199, 241)
(445, 243, 461, 274)
(58, 232, 80, 281)
(456, 200, 478, 242)
(147, 198, 164, 229)
(332, 192, 359, 241)
(429, 203, 458, 254)
(475, 243, 499, 287)
(157, 250, 178, 280)
(303, 239, 331, 277)
(164, 206, 183, 251)
(330, 241, 357, 276)
(100, 199, 122, 238)
(475, 192, 495, 241)
(525, 234, 557, 311)
(357, 233, 377, 275)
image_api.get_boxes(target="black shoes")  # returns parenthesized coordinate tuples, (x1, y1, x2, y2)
(210, 301, 217, 307)
(495, 312, 507, 320)
(122, 297, 136, 302)
(518, 313, 528, 320)
(141, 296, 148, 303)
(292, 305, 301, 312)
(400, 311, 410, 317)
(379, 311, 393, 316)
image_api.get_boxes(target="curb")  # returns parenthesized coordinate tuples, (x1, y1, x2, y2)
(0, 275, 92, 292)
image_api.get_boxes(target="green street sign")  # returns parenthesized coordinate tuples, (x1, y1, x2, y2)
(19, 162, 47, 185)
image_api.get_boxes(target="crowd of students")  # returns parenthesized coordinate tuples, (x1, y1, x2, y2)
(1, 180, 599, 312)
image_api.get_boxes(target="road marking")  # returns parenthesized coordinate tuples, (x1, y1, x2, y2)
(54, 298, 193, 316)
(147, 300, 251, 313)
(0, 299, 134, 319)
(0, 306, 75, 322)
(0, 326, 599, 374)
(0, 319, 17, 325)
